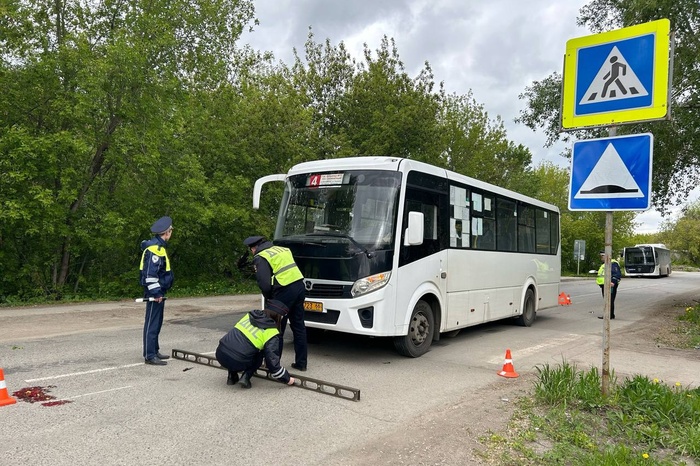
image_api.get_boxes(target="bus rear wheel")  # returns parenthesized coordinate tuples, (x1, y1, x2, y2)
(394, 300, 435, 358)
(516, 289, 536, 327)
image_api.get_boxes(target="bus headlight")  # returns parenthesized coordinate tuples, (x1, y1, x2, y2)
(351, 272, 391, 297)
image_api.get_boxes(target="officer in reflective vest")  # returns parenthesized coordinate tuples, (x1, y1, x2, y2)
(596, 250, 622, 319)
(139, 216, 175, 366)
(244, 236, 308, 371)
(215, 299, 295, 389)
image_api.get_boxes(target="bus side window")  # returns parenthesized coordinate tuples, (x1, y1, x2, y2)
(481, 218, 495, 250)
(535, 209, 550, 253)
(496, 198, 516, 252)
(518, 204, 536, 253)
(399, 188, 445, 267)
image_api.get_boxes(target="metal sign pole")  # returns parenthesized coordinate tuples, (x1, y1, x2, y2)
(577, 256, 580, 276)
(601, 126, 616, 397)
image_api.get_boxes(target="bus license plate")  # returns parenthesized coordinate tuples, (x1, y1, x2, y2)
(304, 301, 324, 312)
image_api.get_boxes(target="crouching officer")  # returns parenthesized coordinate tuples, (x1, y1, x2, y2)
(215, 300, 296, 389)
(140, 216, 174, 366)
(244, 236, 308, 371)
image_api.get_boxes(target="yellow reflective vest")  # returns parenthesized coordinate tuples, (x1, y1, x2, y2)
(596, 259, 620, 285)
(140, 245, 171, 272)
(256, 246, 303, 286)
(234, 314, 279, 350)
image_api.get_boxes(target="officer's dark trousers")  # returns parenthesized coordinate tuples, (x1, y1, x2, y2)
(143, 299, 165, 359)
(273, 280, 308, 368)
(215, 346, 262, 379)
(599, 283, 619, 318)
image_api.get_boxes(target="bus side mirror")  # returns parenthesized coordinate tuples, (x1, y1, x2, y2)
(404, 211, 424, 246)
(253, 174, 287, 209)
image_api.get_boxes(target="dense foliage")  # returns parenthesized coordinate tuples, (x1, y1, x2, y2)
(0, 1, 538, 302)
(1, 1, 696, 303)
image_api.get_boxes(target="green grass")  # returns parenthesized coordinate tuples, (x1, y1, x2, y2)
(482, 301, 700, 466)
(679, 305, 700, 348)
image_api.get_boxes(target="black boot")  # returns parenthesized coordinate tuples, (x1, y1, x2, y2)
(238, 372, 252, 389)
(227, 371, 239, 385)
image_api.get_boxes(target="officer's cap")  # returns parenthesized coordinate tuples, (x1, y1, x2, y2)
(243, 235, 266, 247)
(599, 250, 606, 255)
(151, 216, 173, 234)
(265, 299, 288, 316)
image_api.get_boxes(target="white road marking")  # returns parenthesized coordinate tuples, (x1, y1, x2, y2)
(488, 334, 583, 364)
(25, 363, 144, 383)
(62, 385, 133, 400)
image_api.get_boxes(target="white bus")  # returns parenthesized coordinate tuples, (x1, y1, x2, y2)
(253, 157, 561, 357)
(623, 244, 672, 277)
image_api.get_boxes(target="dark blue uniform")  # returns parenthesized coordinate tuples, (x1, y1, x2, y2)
(215, 308, 291, 387)
(140, 217, 174, 363)
(597, 253, 622, 319)
(248, 238, 307, 370)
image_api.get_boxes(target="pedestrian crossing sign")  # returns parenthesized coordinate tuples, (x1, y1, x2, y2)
(568, 133, 653, 211)
(562, 19, 670, 129)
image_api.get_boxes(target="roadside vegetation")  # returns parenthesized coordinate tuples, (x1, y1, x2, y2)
(2, 1, 700, 304)
(481, 303, 700, 465)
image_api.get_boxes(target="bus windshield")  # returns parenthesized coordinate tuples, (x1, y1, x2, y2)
(625, 246, 654, 265)
(274, 170, 401, 253)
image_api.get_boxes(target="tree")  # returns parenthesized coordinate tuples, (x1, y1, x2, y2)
(339, 36, 443, 161)
(290, 30, 357, 161)
(524, 163, 636, 273)
(0, 5, 556, 300)
(517, 0, 700, 213)
(658, 202, 700, 265)
(0, 0, 256, 297)
(436, 92, 533, 188)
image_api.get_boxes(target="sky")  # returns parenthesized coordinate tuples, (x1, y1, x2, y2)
(241, 0, 695, 234)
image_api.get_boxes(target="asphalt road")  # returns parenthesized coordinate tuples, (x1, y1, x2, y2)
(1, 273, 699, 465)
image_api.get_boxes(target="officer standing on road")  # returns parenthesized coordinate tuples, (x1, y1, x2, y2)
(243, 236, 308, 371)
(139, 216, 174, 366)
(215, 299, 296, 389)
(597, 250, 622, 320)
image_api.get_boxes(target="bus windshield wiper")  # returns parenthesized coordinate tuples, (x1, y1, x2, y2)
(275, 235, 327, 248)
(304, 232, 374, 258)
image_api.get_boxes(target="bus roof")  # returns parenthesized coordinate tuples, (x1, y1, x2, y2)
(287, 156, 559, 213)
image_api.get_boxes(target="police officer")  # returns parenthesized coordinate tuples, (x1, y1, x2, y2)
(139, 216, 174, 365)
(243, 236, 308, 371)
(597, 250, 622, 319)
(215, 299, 295, 389)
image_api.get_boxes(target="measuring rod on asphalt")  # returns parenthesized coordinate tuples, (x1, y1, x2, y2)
(171, 349, 361, 402)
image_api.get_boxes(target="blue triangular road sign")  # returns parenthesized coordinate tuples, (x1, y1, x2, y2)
(569, 134, 653, 211)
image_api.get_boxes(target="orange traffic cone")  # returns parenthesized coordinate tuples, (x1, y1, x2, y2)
(0, 368, 17, 407)
(497, 349, 519, 378)
(558, 292, 572, 305)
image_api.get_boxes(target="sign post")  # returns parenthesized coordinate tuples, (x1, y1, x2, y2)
(573, 240, 586, 275)
(562, 18, 672, 397)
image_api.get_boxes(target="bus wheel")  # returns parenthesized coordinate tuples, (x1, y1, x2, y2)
(516, 289, 536, 327)
(394, 300, 435, 358)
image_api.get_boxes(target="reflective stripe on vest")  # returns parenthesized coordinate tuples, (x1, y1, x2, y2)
(256, 246, 303, 286)
(140, 245, 171, 272)
(235, 314, 279, 350)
